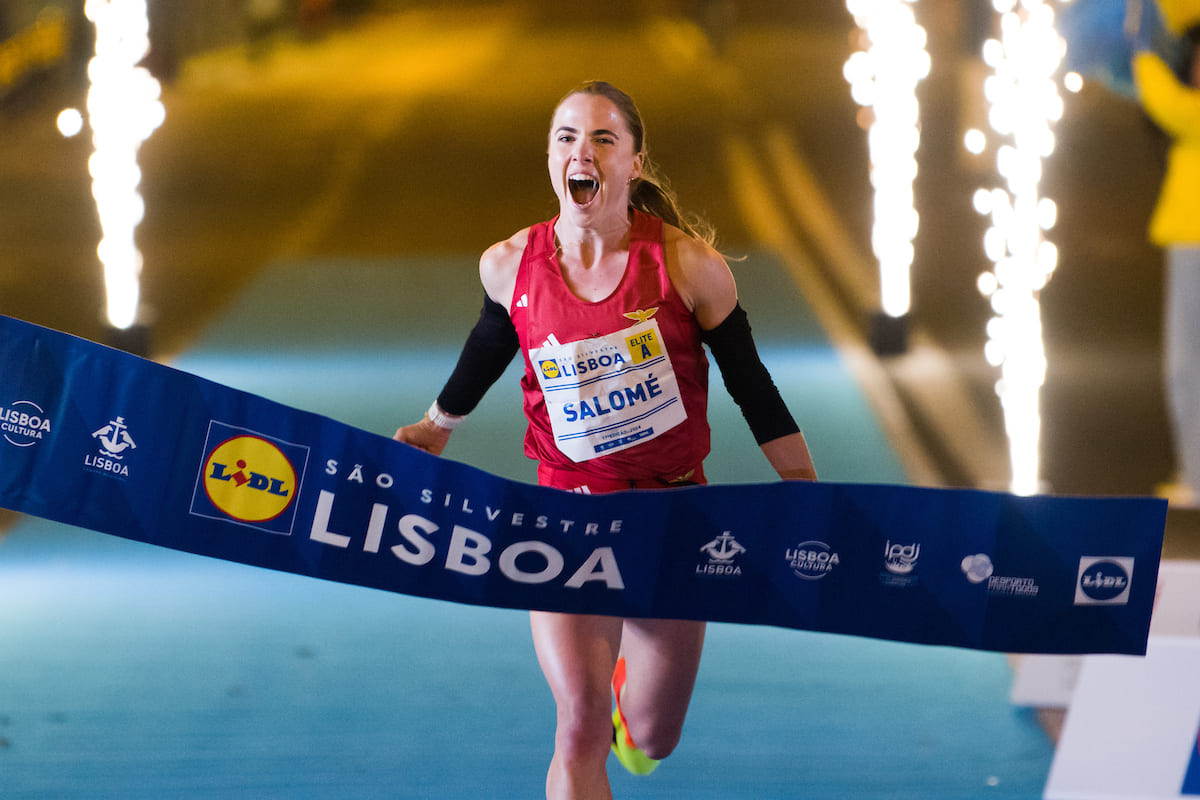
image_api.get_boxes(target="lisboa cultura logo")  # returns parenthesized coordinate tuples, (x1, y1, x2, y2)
(1, 399, 51, 447)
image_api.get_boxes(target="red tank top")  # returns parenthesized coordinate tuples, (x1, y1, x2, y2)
(509, 210, 711, 483)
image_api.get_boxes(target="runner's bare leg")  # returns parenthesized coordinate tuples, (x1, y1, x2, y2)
(531, 611, 622, 800)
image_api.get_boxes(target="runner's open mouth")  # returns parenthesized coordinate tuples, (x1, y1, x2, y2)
(568, 176, 599, 206)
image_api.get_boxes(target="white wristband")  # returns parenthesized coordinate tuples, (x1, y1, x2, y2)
(427, 402, 466, 431)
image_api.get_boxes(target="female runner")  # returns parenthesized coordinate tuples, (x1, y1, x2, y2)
(395, 80, 817, 800)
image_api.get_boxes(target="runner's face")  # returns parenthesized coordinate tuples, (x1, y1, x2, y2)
(547, 93, 643, 222)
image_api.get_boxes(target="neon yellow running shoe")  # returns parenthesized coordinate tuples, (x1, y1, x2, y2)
(610, 657, 660, 776)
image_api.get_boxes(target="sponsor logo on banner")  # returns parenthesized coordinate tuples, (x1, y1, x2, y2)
(190, 421, 309, 535)
(987, 575, 1040, 598)
(1, 399, 51, 447)
(885, 541, 920, 574)
(785, 540, 840, 580)
(696, 531, 745, 577)
(84, 415, 137, 479)
(961, 554, 1041, 597)
(881, 540, 921, 587)
(1075, 557, 1134, 606)
(961, 553, 994, 583)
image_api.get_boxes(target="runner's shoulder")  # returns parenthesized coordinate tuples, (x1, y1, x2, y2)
(479, 227, 532, 309)
(660, 222, 735, 324)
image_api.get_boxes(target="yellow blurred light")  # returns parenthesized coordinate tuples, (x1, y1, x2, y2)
(844, 0, 929, 319)
(974, 0, 1067, 495)
(84, 0, 163, 331)
(972, 187, 994, 215)
(978, 271, 1000, 296)
(57, 107, 84, 137)
(1037, 197, 1058, 230)
(964, 127, 988, 155)
(982, 38, 1005, 67)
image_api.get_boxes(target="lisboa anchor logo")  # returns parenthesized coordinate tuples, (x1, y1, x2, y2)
(85, 415, 137, 478)
(697, 531, 745, 577)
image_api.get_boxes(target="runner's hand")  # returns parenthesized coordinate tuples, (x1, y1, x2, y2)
(394, 416, 452, 456)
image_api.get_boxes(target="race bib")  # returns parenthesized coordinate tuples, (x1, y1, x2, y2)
(530, 319, 687, 462)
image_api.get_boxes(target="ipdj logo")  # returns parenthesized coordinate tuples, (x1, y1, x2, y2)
(884, 540, 920, 575)
(191, 422, 308, 535)
(1075, 557, 1134, 606)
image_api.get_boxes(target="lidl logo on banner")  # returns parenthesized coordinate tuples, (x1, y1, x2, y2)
(625, 328, 663, 364)
(540, 359, 560, 379)
(1074, 557, 1134, 606)
(190, 422, 308, 535)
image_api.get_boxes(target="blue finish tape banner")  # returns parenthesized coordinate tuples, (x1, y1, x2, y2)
(1184, 722, 1200, 795)
(0, 315, 1167, 655)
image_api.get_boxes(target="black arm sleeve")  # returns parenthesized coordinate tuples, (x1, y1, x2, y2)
(435, 295, 520, 416)
(701, 303, 801, 445)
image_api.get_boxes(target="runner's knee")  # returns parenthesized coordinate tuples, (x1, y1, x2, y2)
(628, 713, 684, 760)
(553, 693, 614, 763)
